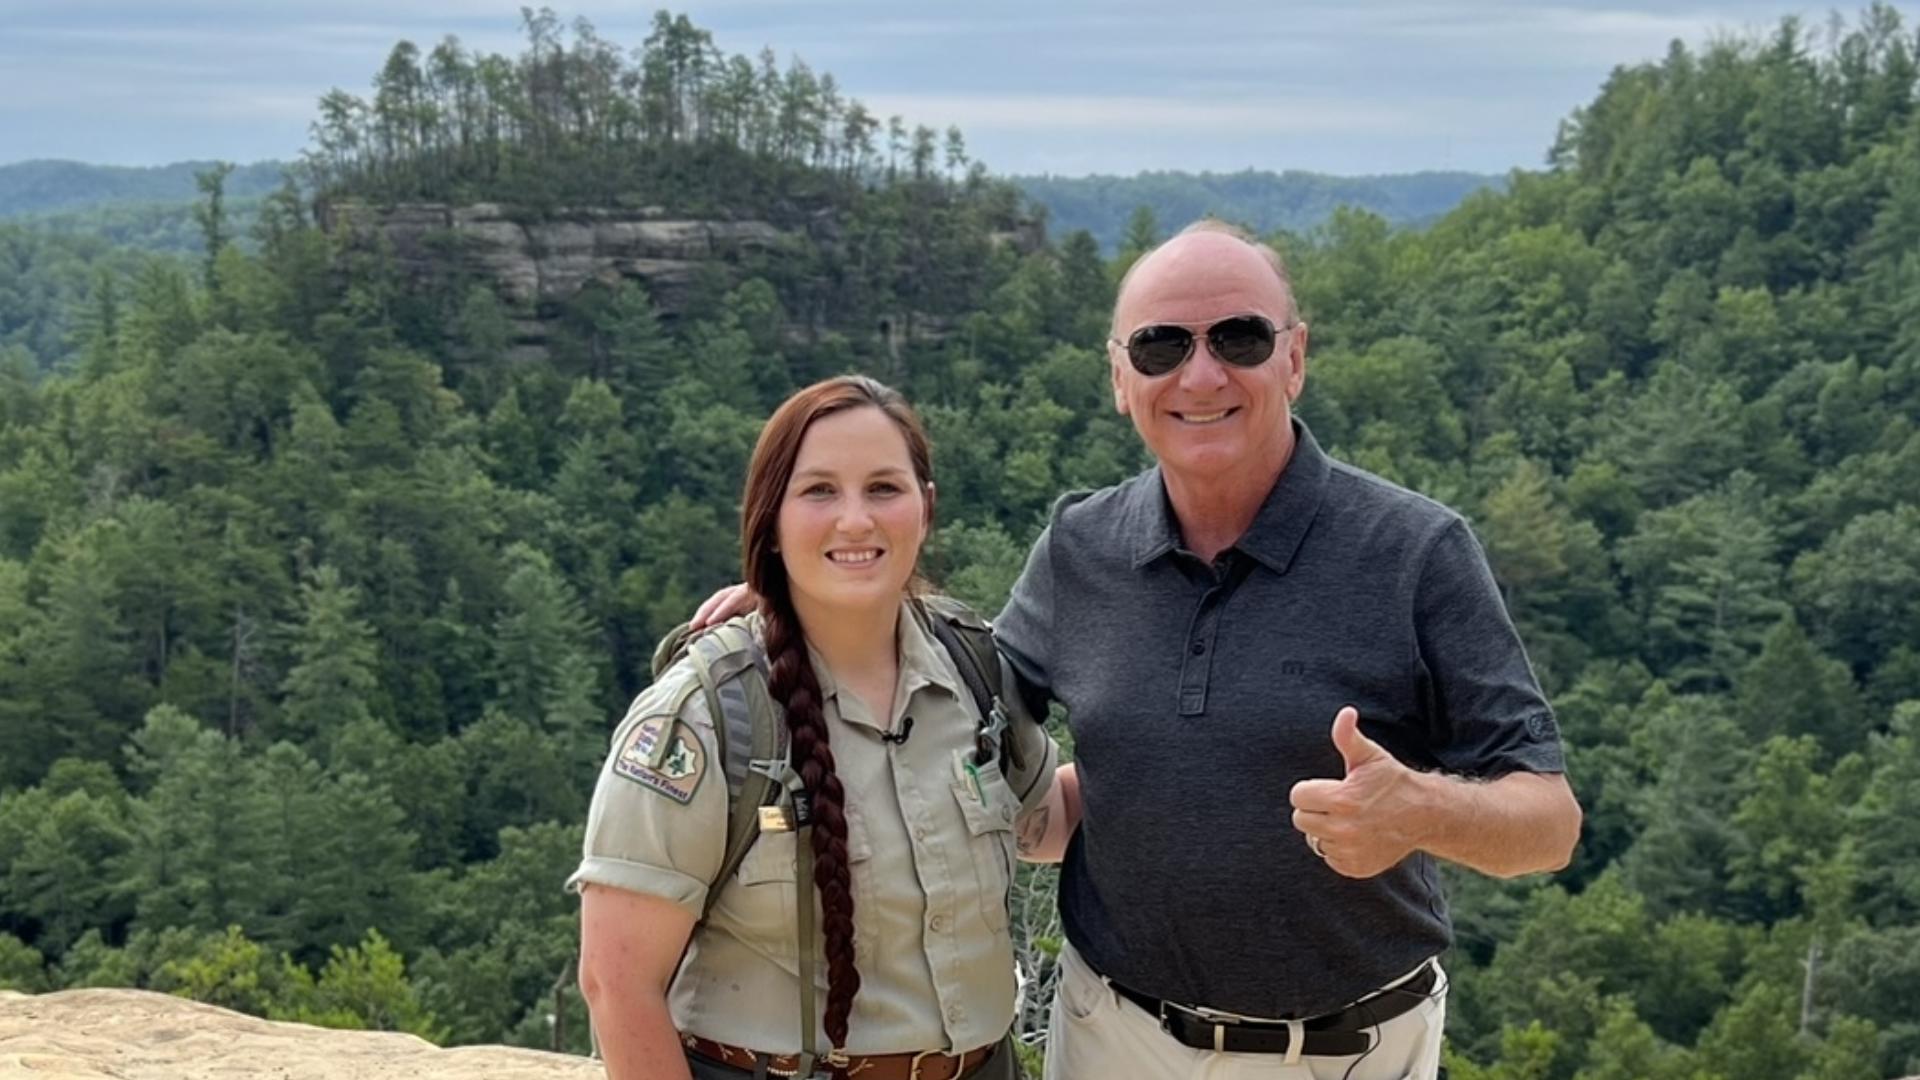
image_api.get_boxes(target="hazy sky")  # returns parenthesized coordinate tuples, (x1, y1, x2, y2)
(2, 1, 1907, 177)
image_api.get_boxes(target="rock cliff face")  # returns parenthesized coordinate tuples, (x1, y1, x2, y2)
(323, 202, 799, 308)
(321, 201, 807, 361)
(0, 989, 602, 1079)
(319, 199, 1044, 365)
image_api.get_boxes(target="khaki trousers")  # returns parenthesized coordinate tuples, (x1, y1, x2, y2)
(1043, 943, 1446, 1080)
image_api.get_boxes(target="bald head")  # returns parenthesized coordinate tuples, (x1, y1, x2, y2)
(1103, 219, 1309, 509)
(1111, 225, 1301, 341)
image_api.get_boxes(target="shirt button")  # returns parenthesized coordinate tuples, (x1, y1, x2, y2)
(1191, 640, 1206, 655)
(947, 1003, 966, 1024)
(914, 826, 929, 842)
(929, 913, 949, 932)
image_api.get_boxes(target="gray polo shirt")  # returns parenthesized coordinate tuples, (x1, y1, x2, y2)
(995, 421, 1564, 1019)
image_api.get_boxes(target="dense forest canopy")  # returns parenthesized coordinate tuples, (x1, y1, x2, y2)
(3, 6, 1920, 1079)
(301, 9, 990, 212)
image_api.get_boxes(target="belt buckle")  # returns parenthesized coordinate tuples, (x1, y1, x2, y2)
(1192, 1008, 1241, 1055)
(1160, 1001, 1240, 1054)
(906, 1048, 942, 1080)
(1186, 1002, 1244, 1025)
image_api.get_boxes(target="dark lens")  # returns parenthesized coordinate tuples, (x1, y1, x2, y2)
(1207, 316, 1277, 367)
(1126, 325, 1196, 376)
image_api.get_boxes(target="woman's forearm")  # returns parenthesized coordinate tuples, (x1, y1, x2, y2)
(585, 983, 692, 1080)
(579, 885, 700, 1080)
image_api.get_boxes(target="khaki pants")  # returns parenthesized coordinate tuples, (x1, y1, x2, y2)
(1043, 943, 1446, 1080)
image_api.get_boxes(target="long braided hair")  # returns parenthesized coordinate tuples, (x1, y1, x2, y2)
(739, 375, 934, 1049)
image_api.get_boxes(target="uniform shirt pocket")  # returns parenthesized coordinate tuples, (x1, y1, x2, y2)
(721, 832, 801, 963)
(721, 804, 875, 964)
(950, 754, 1018, 931)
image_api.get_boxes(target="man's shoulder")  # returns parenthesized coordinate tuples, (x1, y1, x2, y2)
(1322, 456, 1465, 536)
(1048, 468, 1157, 535)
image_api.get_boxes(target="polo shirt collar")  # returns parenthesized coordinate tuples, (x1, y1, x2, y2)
(1129, 419, 1331, 576)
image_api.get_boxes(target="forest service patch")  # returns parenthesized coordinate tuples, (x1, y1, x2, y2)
(613, 715, 704, 804)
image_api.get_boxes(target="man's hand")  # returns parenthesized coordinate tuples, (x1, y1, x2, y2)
(691, 583, 757, 630)
(1288, 707, 1429, 879)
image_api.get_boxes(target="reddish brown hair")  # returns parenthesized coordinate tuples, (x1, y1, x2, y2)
(739, 375, 933, 1049)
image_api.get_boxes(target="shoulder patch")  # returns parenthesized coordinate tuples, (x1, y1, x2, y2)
(613, 715, 706, 804)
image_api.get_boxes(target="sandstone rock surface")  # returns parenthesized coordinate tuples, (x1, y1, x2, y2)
(322, 201, 798, 310)
(0, 989, 602, 1079)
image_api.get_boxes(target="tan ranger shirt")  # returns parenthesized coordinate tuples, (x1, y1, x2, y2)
(569, 600, 1058, 1055)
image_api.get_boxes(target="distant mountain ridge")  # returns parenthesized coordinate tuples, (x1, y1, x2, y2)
(1, 160, 1499, 254)
(1014, 168, 1504, 250)
(0, 159, 288, 219)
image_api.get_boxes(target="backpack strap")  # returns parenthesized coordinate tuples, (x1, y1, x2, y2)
(655, 621, 797, 924)
(664, 622, 831, 1068)
(912, 595, 1028, 774)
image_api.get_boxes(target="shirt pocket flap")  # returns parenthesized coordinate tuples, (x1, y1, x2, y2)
(951, 765, 1018, 837)
(734, 803, 874, 885)
(735, 831, 796, 885)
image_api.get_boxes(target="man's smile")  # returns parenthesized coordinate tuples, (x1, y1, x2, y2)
(1171, 407, 1241, 424)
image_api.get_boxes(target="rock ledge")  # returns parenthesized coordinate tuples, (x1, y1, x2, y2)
(0, 989, 601, 1079)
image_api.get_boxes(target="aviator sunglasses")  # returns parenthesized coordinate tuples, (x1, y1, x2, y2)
(1113, 314, 1293, 377)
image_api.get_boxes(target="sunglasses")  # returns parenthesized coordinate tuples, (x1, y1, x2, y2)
(1113, 315, 1293, 377)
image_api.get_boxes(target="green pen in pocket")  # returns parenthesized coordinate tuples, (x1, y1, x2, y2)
(955, 751, 985, 803)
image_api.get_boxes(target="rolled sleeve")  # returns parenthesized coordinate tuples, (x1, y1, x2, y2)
(566, 671, 728, 920)
(1415, 518, 1567, 777)
(1007, 715, 1060, 813)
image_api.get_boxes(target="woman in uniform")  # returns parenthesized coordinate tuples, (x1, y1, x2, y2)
(571, 375, 1058, 1080)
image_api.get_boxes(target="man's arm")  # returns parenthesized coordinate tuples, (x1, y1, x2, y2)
(1290, 707, 1580, 880)
(1016, 763, 1081, 863)
(1407, 768, 1580, 878)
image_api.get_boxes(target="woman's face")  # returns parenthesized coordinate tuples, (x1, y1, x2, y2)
(776, 406, 930, 618)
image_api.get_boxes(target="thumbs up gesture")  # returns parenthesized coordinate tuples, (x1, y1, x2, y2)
(1289, 707, 1428, 879)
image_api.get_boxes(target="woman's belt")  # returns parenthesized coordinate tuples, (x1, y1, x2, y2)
(682, 1033, 996, 1079)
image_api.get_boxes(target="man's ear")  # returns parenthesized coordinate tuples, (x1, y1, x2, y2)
(1287, 320, 1310, 403)
(1108, 342, 1131, 415)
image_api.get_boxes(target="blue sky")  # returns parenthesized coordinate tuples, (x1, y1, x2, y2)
(1, 1, 1908, 177)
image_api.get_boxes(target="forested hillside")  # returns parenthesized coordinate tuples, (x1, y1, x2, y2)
(0, 162, 1492, 263)
(2, 7, 1919, 1079)
(1013, 169, 1500, 253)
(0, 160, 285, 220)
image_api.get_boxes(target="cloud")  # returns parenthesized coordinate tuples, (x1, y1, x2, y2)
(862, 94, 1386, 135)
(2, 0, 1909, 175)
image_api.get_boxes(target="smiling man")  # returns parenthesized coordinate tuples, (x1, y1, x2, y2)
(995, 220, 1582, 1080)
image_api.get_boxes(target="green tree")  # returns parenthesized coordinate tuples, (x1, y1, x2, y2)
(277, 565, 382, 746)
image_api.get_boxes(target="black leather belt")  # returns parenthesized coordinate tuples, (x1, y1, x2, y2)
(1108, 961, 1439, 1057)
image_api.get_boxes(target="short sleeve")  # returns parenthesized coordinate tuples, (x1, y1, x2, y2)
(1003, 706, 1060, 814)
(1415, 518, 1566, 777)
(566, 667, 728, 918)
(994, 521, 1060, 702)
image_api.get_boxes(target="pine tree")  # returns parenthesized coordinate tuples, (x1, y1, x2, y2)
(277, 565, 381, 746)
